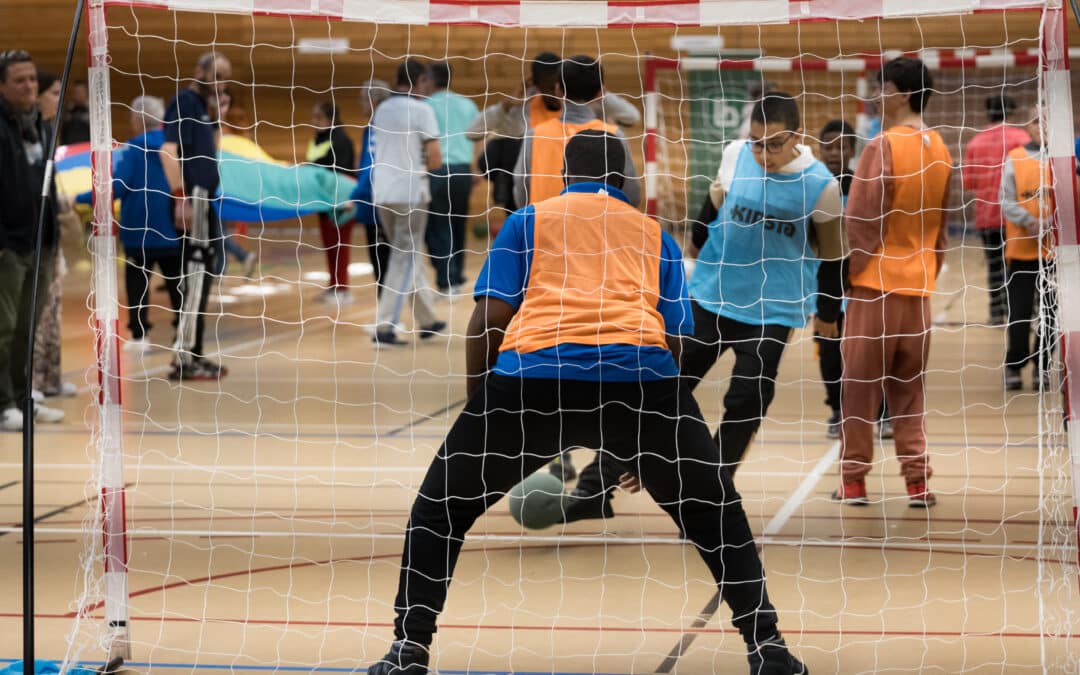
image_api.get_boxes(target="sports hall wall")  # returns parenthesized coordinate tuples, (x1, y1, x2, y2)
(4, 2, 1079, 219)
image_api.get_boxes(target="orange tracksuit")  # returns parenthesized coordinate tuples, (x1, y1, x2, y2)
(840, 125, 953, 483)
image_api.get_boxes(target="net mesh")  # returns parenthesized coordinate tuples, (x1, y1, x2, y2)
(53, 4, 1080, 673)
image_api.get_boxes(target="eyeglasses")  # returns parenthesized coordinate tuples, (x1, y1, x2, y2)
(749, 132, 794, 154)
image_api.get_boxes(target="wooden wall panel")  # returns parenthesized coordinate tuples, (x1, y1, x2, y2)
(2, 3, 1075, 183)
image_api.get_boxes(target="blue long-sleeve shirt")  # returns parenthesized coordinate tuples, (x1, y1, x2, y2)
(113, 128, 179, 251)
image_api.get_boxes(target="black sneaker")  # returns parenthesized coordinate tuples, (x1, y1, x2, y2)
(373, 330, 409, 347)
(825, 410, 841, 440)
(559, 488, 615, 523)
(1005, 367, 1023, 391)
(418, 321, 447, 340)
(748, 635, 808, 675)
(549, 453, 578, 482)
(169, 357, 228, 381)
(367, 640, 429, 675)
(1034, 370, 1053, 392)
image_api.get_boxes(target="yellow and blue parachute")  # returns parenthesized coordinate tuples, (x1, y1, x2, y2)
(66, 134, 356, 225)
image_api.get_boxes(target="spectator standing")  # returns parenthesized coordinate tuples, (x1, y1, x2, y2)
(307, 99, 357, 304)
(31, 70, 79, 399)
(159, 51, 232, 380)
(1000, 106, 1057, 391)
(116, 96, 183, 354)
(426, 61, 478, 294)
(352, 79, 392, 293)
(369, 60, 445, 346)
(962, 95, 1030, 325)
(0, 49, 65, 430)
(59, 79, 90, 146)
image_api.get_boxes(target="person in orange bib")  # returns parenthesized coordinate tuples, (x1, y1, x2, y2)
(513, 55, 640, 208)
(833, 57, 953, 508)
(366, 130, 807, 675)
(1000, 105, 1058, 392)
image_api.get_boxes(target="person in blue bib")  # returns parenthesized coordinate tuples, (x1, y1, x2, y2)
(365, 130, 808, 675)
(564, 94, 844, 520)
(683, 92, 845, 476)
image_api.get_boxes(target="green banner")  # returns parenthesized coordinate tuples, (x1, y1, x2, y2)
(687, 64, 758, 216)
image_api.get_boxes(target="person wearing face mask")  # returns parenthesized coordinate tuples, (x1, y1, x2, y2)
(0, 49, 65, 430)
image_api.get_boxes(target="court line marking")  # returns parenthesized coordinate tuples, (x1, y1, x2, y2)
(762, 441, 841, 536)
(0, 659, 618, 675)
(0, 526, 1050, 553)
(654, 591, 720, 673)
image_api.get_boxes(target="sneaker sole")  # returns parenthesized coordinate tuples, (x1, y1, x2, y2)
(831, 492, 869, 505)
(909, 497, 937, 508)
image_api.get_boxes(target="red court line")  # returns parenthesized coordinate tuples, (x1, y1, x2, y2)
(2, 611, 1075, 640)
(67, 541, 1072, 619)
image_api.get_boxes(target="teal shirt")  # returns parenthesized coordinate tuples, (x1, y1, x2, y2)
(427, 90, 479, 166)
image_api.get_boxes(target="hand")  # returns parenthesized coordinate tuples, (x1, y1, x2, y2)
(173, 196, 195, 232)
(618, 472, 642, 494)
(814, 317, 839, 339)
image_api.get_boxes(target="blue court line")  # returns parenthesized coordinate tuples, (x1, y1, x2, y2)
(0, 660, 622, 675)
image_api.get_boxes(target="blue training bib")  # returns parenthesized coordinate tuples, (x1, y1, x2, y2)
(690, 144, 835, 328)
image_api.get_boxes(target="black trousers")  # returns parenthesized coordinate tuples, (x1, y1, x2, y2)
(815, 311, 844, 412)
(426, 163, 473, 290)
(123, 247, 182, 340)
(392, 374, 778, 648)
(1005, 258, 1056, 370)
(362, 220, 391, 292)
(576, 302, 791, 491)
(679, 302, 792, 472)
(982, 228, 1007, 321)
(477, 138, 522, 211)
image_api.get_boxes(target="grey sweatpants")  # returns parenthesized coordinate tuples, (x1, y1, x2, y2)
(374, 203, 437, 332)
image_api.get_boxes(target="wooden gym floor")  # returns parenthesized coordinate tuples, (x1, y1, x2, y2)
(0, 229, 1076, 673)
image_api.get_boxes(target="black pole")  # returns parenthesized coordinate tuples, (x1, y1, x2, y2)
(22, 0, 86, 668)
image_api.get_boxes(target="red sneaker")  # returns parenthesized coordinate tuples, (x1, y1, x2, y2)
(831, 479, 869, 505)
(906, 482, 937, 508)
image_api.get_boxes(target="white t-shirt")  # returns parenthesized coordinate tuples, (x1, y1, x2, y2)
(370, 94, 440, 207)
(713, 140, 843, 223)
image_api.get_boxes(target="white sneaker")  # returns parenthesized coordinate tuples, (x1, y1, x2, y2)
(34, 403, 65, 424)
(123, 337, 152, 353)
(316, 288, 353, 305)
(243, 253, 258, 280)
(32, 389, 44, 403)
(58, 381, 78, 397)
(1, 408, 22, 432)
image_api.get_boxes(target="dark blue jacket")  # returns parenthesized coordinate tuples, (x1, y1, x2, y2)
(114, 128, 179, 251)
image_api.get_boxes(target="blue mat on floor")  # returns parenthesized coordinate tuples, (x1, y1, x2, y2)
(0, 661, 98, 675)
